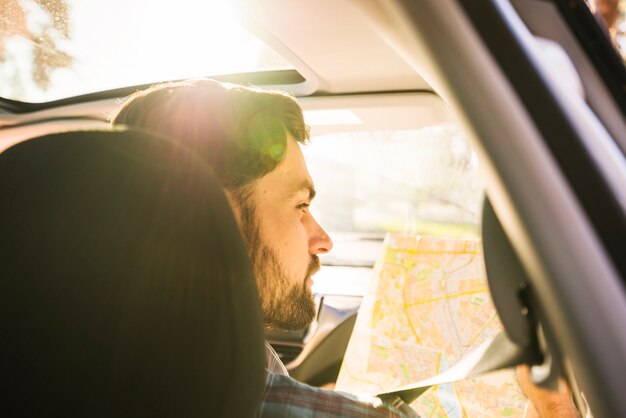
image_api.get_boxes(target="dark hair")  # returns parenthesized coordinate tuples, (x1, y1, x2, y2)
(111, 78, 309, 191)
(0, 129, 266, 417)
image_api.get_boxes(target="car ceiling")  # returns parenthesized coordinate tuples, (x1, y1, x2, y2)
(236, 0, 432, 95)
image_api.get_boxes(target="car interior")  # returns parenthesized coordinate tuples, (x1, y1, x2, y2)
(1, 0, 626, 416)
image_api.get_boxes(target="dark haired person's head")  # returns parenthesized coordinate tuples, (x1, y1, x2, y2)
(112, 79, 333, 331)
(0, 129, 265, 416)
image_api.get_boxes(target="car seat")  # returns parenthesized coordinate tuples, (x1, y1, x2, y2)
(0, 129, 266, 417)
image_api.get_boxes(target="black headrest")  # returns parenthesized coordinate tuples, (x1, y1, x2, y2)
(0, 129, 265, 417)
(481, 198, 533, 348)
(482, 198, 543, 365)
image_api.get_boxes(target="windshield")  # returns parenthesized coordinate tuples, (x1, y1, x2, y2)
(0, 0, 292, 103)
(304, 122, 485, 279)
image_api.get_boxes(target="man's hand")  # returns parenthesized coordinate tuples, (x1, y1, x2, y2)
(516, 365, 580, 418)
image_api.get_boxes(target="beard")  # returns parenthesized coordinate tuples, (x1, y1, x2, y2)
(236, 192, 319, 331)
(251, 244, 319, 331)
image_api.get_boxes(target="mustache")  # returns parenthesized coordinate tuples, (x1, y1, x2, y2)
(306, 255, 321, 278)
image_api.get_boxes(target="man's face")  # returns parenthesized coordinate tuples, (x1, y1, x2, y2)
(233, 136, 333, 331)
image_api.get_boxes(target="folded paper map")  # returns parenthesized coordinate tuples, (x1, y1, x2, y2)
(335, 234, 529, 417)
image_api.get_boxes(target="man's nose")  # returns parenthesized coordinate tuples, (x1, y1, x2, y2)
(307, 216, 333, 255)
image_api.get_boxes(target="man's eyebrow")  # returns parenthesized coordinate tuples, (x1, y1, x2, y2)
(291, 181, 316, 201)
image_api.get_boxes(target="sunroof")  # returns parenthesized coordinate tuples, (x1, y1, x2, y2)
(0, 0, 293, 103)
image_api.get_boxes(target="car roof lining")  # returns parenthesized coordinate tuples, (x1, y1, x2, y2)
(237, 0, 432, 94)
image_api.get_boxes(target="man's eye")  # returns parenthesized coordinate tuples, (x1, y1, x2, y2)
(297, 202, 310, 212)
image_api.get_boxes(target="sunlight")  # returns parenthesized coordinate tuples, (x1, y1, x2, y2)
(11, 0, 291, 101)
(121, 0, 267, 79)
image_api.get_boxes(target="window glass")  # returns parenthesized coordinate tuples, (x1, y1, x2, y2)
(303, 123, 486, 294)
(587, 0, 626, 60)
(0, 0, 292, 102)
(614, 0, 626, 58)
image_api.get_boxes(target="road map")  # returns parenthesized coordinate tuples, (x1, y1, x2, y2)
(335, 234, 529, 417)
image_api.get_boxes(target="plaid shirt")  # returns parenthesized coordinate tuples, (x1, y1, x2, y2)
(257, 343, 418, 418)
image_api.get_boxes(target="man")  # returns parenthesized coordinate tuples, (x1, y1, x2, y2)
(113, 79, 328, 333)
(112, 78, 415, 417)
(111, 78, 578, 417)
